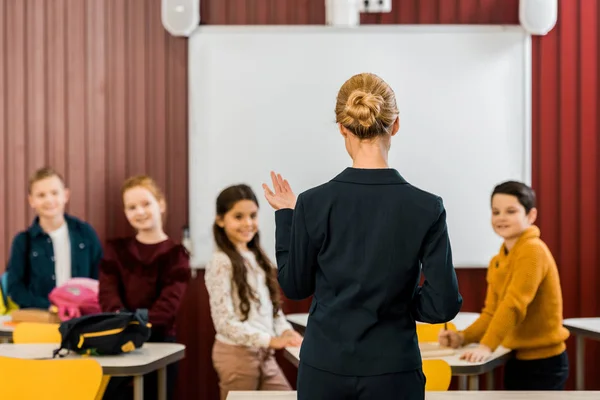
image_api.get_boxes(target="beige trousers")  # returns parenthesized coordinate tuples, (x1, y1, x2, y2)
(212, 340, 292, 400)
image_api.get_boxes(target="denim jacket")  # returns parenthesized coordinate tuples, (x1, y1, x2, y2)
(6, 214, 103, 308)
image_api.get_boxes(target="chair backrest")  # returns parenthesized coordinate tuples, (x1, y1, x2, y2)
(13, 322, 61, 344)
(0, 356, 103, 400)
(416, 322, 457, 342)
(422, 359, 452, 391)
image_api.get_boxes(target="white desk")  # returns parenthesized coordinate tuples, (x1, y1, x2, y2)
(0, 315, 13, 343)
(286, 312, 481, 334)
(284, 343, 510, 391)
(563, 317, 600, 390)
(286, 312, 500, 390)
(227, 391, 600, 399)
(0, 342, 185, 400)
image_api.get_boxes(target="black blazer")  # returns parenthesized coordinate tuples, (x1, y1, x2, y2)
(275, 167, 462, 376)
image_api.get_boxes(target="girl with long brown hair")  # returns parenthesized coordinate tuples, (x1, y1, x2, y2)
(205, 184, 302, 400)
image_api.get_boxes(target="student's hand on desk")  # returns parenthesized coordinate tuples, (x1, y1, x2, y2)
(262, 171, 297, 210)
(282, 329, 303, 345)
(460, 344, 492, 363)
(438, 329, 464, 349)
(269, 332, 303, 349)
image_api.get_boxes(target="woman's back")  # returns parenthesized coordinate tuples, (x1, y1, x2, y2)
(275, 167, 462, 375)
(263, 72, 462, 398)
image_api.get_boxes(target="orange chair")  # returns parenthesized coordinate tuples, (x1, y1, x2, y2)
(0, 356, 103, 400)
(416, 322, 457, 342)
(12, 322, 61, 344)
(12, 322, 110, 400)
(422, 359, 452, 391)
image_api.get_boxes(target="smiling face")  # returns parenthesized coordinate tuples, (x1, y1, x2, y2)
(123, 186, 165, 233)
(28, 176, 70, 220)
(216, 199, 259, 251)
(491, 193, 537, 242)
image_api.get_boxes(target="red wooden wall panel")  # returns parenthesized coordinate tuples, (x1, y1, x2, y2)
(2, 0, 599, 398)
(0, 0, 188, 252)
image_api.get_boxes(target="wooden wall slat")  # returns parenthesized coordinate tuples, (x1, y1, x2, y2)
(307, 0, 325, 24)
(86, 0, 107, 241)
(5, 0, 27, 236)
(25, 0, 46, 223)
(147, 0, 168, 191)
(457, 0, 480, 24)
(393, 0, 415, 25)
(46, 0, 67, 179)
(274, 0, 288, 24)
(417, 0, 438, 23)
(295, 0, 309, 24)
(166, 36, 189, 238)
(205, 0, 227, 24)
(535, 27, 561, 301)
(127, 0, 148, 176)
(578, 0, 598, 318)
(557, 0, 580, 319)
(106, 0, 129, 237)
(65, 0, 86, 218)
(438, 0, 458, 24)
(254, 0, 270, 24)
(0, 0, 6, 261)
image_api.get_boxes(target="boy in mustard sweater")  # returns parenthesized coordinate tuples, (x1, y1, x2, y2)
(439, 181, 569, 390)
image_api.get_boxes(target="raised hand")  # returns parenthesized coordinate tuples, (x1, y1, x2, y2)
(262, 171, 297, 210)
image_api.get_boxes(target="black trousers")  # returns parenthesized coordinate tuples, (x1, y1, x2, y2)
(102, 336, 179, 400)
(504, 351, 569, 390)
(297, 361, 426, 400)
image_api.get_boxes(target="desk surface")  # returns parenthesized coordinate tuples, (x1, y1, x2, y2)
(286, 312, 480, 333)
(563, 318, 600, 340)
(0, 342, 185, 376)
(227, 391, 600, 399)
(284, 342, 511, 376)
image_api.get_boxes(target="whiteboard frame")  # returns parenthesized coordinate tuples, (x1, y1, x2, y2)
(188, 24, 532, 269)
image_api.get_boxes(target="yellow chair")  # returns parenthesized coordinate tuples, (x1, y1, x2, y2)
(12, 322, 110, 400)
(422, 359, 452, 391)
(12, 322, 61, 344)
(0, 356, 103, 400)
(416, 322, 457, 342)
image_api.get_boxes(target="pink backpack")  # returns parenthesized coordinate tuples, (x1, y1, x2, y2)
(49, 278, 102, 321)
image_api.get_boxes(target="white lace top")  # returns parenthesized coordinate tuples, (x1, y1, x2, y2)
(205, 250, 293, 348)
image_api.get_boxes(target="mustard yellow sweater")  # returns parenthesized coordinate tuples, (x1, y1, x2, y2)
(462, 226, 570, 360)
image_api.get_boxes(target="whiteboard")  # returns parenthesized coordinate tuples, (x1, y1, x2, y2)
(188, 25, 531, 269)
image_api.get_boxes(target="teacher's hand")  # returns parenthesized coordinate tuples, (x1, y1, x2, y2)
(262, 171, 297, 210)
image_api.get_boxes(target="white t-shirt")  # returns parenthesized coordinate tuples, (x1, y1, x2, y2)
(48, 223, 72, 287)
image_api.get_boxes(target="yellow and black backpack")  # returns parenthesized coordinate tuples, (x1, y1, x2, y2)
(52, 309, 152, 357)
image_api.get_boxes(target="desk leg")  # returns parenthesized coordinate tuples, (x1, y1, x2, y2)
(158, 367, 167, 400)
(133, 375, 144, 400)
(576, 335, 585, 390)
(458, 376, 468, 390)
(485, 371, 494, 390)
(468, 375, 479, 390)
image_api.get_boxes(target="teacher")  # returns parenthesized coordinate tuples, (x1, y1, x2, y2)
(262, 72, 463, 400)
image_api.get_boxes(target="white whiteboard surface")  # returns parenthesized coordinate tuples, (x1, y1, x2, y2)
(189, 25, 531, 269)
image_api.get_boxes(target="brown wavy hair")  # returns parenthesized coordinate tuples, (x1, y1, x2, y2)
(213, 184, 282, 321)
